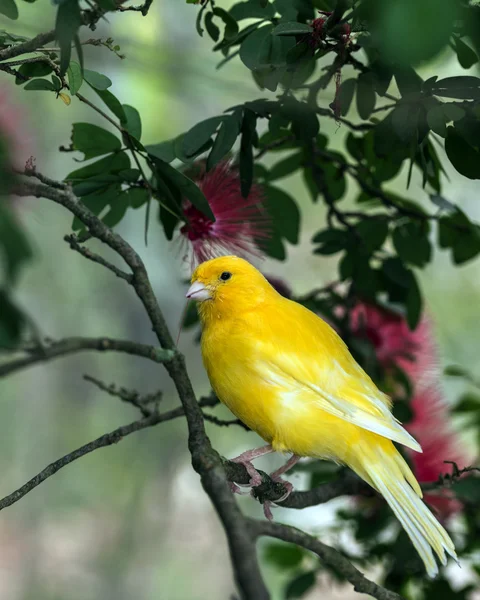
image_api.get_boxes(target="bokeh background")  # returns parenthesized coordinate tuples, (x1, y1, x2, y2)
(0, 2, 479, 599)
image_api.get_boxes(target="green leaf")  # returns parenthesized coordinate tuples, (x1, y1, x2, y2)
(55, 0, 82, 75)
(452, 225, 480, 264)
(392, 222, 432, 267)
(183, 116, 224, 158)
(212, 6, 239, 40)
(94, 88, 127, 121)
(372, 0, 457, 66)
(239, 25, 272, 70)
(264, 185, 300, 244)
(205, 12, 220, 42)
(158, 201, 180, 241)
(261, 232, 286, 260)
(207, 110, 242, 170)
(445, 126, 480, 179)
(454, 36, 478, 69)
(15, 61, 53, 84)
(268, 152, 303, 181)
(24, 78, 56, 91)
(356, 72, 376, 119)
(355, 218, 389, 255)
(101, 194, 129, 228)
(124, 187, 149, 209)
(153, 158, 215, 221)
(391, 104, 419, 142)
(67, 60, 83, 95)
(66, 152, 130, 181)
(406, 271, 422, 330)
(432, 76, 480, 99)
(312, 229, 350, 255)
(282, 99, 319, 140)
(51, 74, 62, 91)
(453, 478, 480, 503)
(83, 68, 112, 90)
(0, 0, 18, 19)
(0, 290, 24, 346)
(264, 543, 304, 569)
(122, 105, 142, 140)
(71, 123, 122, 160)
(230, 1, 275, 20)
(285, 571, 316, 599)
(443, 104, 465, 122)
(394, 67, 422, 97)
(453, 393, 480, 414)
(71, 186, 120, 231)
(72, 174, 121, 196)
(272, 21, 312, 36)
(146, 141, 176, 163)
(0, 202, 33, 284)
(239, 109, 256, 197)
(336, 78, 356, 116)
(427, 105, 447, 137)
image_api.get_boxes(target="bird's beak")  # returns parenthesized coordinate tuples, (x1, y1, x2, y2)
(186, 281, 212, 301)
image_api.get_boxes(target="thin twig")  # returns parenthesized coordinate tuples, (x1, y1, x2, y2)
(0, 30, 55, 61)
(203, 413, 251, 431)
(249, 520, 404, 600)
(64, 234, 133, 282)
(83, 374, 163, 417)
(0, 337, 174, 379)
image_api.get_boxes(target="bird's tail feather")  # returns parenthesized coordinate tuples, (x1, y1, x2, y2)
(351, 444, 457, 578)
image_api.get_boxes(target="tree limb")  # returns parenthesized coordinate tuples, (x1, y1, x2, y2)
(0, 337, 174, 378)
(249, 520, 404, 600)
(64, 234, 133, 282)
(14, 174, 270, 600)
(0, 30, 55, 61)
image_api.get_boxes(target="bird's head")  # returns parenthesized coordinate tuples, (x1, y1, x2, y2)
(186, 255, 274, 320)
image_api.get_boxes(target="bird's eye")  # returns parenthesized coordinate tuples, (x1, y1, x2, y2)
(220, 271, 232, 281)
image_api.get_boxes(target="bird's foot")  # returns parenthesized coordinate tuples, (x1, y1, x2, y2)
(261, 478, 294, 521)
(231, 457, 263, 487)
(229, 482, 251, 495)
(272, 479, 294, 503)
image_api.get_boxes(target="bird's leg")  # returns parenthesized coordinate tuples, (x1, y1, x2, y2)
(229, 444, 274, 490)
(262, 454, 300, 521)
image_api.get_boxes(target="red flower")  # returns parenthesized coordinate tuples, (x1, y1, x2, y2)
(349, 302, 437, 387)
(179, 161, 268, 266)
(0, 89, 32, 171)
(348, 301, 470, 519)
(407, 386, 466, 519)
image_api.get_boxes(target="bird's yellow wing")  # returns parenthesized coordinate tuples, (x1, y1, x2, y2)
(254, 297, 421, 452)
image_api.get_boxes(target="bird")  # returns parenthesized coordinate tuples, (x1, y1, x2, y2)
(185, 255, 457, 578)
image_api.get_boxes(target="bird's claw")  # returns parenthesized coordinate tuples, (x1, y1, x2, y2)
(232, 458, 263, 487)
(261, 478, 294, 521)
(229, 482, 251, 495)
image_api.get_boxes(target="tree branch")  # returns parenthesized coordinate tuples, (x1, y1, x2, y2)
(0, 337, 174, 379)
(0, 30, 55, 61)
(83, 374, 163, 418)
(249, 520, 404, 600)
(64, 234, 133, 282)
(14, 174, 270, 600)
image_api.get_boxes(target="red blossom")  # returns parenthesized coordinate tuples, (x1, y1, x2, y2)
(407, 387, 466, 519)
(349, 301, 470, 519)
(179, 160, 268, 266)
(0, 89, 33, 171)
(349, 302, 438, 388)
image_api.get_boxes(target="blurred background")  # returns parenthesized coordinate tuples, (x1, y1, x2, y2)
(0, 1, 479, 599)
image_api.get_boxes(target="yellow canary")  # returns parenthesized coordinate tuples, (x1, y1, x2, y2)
(186, 255, 457, 577)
